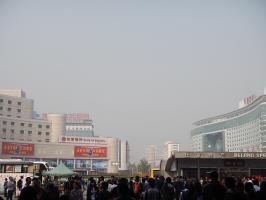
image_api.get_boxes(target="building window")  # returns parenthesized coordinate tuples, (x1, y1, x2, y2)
(45, 139, 50, 142)
(46, 132, 50, 136)
(21, 123, 24, 126)
(10, 129, 14, 140)
(0, 99, 3, 103)
(28, 124, 32, 127)
(17, 102, 21, 105)
(7, 107, 11, 111)
(2, 129, 6, 139)
(38, 125, 42, 128)
(17, 109, 21, 113)
(38, 132, 42, 135)
(8, 100, 12, 104)
(11, 122, 15, 125)
(28, 131, 32, 134)
(20, 130, 24, 134)
(38, 140, 42, 142)
(2, 121, 7, 125)
(46, 125, 50, 129)
(0, 106, 2, 110)
(17, 116, 21, 118)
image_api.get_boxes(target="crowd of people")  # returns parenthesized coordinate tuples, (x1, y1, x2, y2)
(2, 172, 266, 200)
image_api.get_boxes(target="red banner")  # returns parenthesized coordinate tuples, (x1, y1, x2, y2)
(74, 146, 107, 158)
(2, 142, 34, 156)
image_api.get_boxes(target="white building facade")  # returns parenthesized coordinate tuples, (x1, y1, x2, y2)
(164, 141, 180, 159)
(191, 90, 266, 152)
(0, 90, 129, 173)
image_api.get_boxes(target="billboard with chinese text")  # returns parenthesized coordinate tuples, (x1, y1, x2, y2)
(2, 142, 34, 156)
(74, 146, 107, 158)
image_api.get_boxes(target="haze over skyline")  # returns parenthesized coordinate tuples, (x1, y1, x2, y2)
(1, 1, 266, 161)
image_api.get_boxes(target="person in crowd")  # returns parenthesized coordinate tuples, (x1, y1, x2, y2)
(128, 177, 135, 196)
(133, 176, 143, 200)
(53, 176, 60, 188)
(19, 185, 37, 200)
(3, 178, 8, 198)
(87, 178, 98, 200)
(116, 181, 136, 200)
(224, 176, 237, 200)
(234, 178, 248, 200)
(24, 177, 32, 187)
(45, 182, 60, 200)
(161, 177, 175, 200)
(244, 181, 256, 200)
(64, 176, 72, 197)
(97, 181, 110, 200)
(16, 176, 24, 198)
(108, 177, 118, 192)
(255, 180, 266, 200)
(32, 177, 48, 200)
(6, 176, 16, 200)
(202, 171, 226, 200)
(70, 181, 83, 200)
(253, 179, 260, 192)
(143, 178, 161, 200)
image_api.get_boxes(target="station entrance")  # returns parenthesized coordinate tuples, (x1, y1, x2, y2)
(161, 152, 266, 179)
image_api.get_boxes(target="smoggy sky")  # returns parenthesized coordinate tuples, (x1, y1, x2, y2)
(0, 0, 266, 162)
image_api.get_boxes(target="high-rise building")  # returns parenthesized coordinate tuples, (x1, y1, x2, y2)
(164, 141, 180, 159)
(0, 89, 129, 173)
(191, 88, 266, 152)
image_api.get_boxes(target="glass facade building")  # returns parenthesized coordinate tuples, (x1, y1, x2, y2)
(191, 95, 266, 152)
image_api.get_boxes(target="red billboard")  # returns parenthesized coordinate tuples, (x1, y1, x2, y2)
(2, 142, 34, 156)
(74, 146, 107, 158)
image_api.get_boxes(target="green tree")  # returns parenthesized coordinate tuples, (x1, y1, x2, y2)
(137, 159, 150, 174)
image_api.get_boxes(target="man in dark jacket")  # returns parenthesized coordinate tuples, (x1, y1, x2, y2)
(203, 171, 226, 200)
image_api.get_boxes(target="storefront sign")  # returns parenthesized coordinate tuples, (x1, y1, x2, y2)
(60, 136, 107, 144)
(74, 146, 107, 158)
(2, 142, 34, 156)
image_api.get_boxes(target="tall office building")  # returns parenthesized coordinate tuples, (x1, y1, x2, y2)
(191, 88, 266, 152)
(163, 141, 180, 159)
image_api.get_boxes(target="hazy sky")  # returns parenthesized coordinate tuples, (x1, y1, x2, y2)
(1, 0, 266, 162)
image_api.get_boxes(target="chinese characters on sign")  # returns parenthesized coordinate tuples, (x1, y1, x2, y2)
(2, 142, 34, 156)
(74, 146, 107, 158)
(60, 136, 107, 144)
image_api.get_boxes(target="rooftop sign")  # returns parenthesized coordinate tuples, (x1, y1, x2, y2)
(173, 152, 266, 159)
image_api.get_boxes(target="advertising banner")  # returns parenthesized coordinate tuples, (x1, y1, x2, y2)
(2, 142, 34, 156)
(74, 146, 107, 158)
